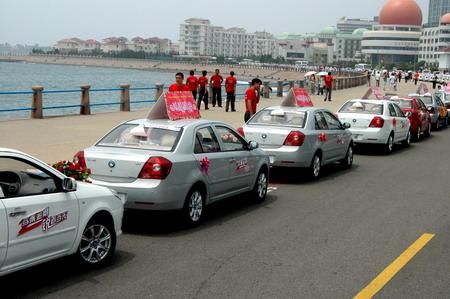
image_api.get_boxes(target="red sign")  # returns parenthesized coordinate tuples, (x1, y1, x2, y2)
(446, 83, 450, 92)
(164, 91, 200, 120)
(292, 88, 313, 107)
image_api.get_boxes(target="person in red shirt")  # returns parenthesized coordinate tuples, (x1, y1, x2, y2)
(197, 70, 209, 110)
(323, 72, 334, 101)
(186, 70, 199, 100)
(168, 72, 190, 92)
(244, 78, 262, 122)
(210, 69, 223, 107)
(225, 71, 237, 112)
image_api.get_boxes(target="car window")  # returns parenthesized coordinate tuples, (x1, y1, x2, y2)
(436, 98, 444, 106)
(339, 101, 383, 115)
(388, 104, 397, 116)
(322, 111, 342, 130)
(392, 104, 405, 117)
(215, 126, 247, 151)
(418, 96, 433, 105)
(391, 100, 412, 109)
(249, 110, 307, 128)
(315, 112, 328, 130)
(194, 127, 220, 153)
(0, 157, 59, 198)
(417, 98, 427, 110)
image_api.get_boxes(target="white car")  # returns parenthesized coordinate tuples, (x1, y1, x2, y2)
(0, 148, 124, 277)
(337, 100, 411, 153)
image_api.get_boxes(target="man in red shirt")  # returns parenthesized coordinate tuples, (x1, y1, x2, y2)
(168, 72, 190, 92)
(186, 70, 199, 100)
(323, 72, 334, 101)
(210, 69, 223, 107)
(197, 70, 209, 110)
(225, 71, 237, 112)
(244, 78, 262, 122)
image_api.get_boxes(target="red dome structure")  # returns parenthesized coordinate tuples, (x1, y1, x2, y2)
(379, 0, 423, 26)
(441, 13, 450, 25)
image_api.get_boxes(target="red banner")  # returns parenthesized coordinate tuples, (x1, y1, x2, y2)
(165, 91, 200, 120)
(446, 83, 450, 93)
(292, 88, 313, 107)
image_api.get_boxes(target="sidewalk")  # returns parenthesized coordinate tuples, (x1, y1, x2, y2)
(0, 81, 423, 163)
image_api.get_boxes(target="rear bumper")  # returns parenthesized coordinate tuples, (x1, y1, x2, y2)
(349, 128, 387, 144)
(261, 146, 313, 168)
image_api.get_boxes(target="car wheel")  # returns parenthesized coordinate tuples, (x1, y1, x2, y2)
(78, 218, 116, 267)
(384, 133, 394, 154)
(402, 131, 411, 147)
(252, 168, 268, 202)
(341, 145, 354, 169)
(183, 187, 205, 226)
(431, 121, 438, 131)
(414, 127, 421, 142)
(308, 153, 322, 180)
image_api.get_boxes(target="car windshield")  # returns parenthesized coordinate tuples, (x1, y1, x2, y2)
(339, 101, 384, 115)
(391, 100, 413, 109)
(249, 110, 307, 127)
(97, 124, 181, 151)
(417, 96, 433, 105)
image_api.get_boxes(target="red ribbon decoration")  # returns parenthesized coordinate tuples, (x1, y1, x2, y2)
(392, 118, 397, 127)
(319, 132, 327, 142)
(199, 157, 210, 173)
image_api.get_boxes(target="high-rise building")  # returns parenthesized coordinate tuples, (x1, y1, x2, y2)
(428, 0, 450, 26)
(336, 17, 379, 34)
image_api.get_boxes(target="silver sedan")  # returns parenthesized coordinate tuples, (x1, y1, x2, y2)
(239, 106, 353, 179)
(75, 119, 270, 225)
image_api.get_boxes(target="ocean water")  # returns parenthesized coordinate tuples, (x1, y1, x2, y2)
(0, 61, 247, 120)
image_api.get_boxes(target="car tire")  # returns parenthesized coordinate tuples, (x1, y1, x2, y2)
(431, 121, 438, 131)
(384, 133, 394, 154)
(77, 217, 116, 267)
(308, 153, 322, 180)
(183, 186, 206, 226)
(402, 131, 411, 147)
(340, 145, 354, 169)
(424, 123, 432, 137)
(252, 168, 268, 203)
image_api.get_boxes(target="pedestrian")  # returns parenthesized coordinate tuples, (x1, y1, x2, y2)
(186, 70, 198, 100)
(168, 72, 190, 92)
(375, 71, 381, 87)
(397, 71, 402, 84)
(225, 71, 237, 112)
(244, 78, 262, 122)
(390, 72, 398, 91)
(414, 71, 420, 85)
(210, 69, 223, 107)
(323, 72, 333, 101)
(197, 70, 209, 110)
(318, 75, 324, 95)
(432, 74, 438, 89)
(383, 71, 389, 90)
(366, 71, 371, 86)
(309, 74, 316, 95)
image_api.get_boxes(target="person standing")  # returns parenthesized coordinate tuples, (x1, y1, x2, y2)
(390, 72, 398, 91)
(197, 70, 209, 110)
(225, 71, 237, 112)
(366, 71, 371, 86)
(397, 71, 402, 84)
(186, 70, 199, 100)
(383, 71, 389, 90)
(244, 78, 262, 122)
(210, 69, 223, 107)
(375, 71, 381, 87)
(323, 72, 333, 101)
(414, 71, 420, 85)
(168, 72, 190, 92)
(432, 73, 438, 89)
(309, 74, 316, 95)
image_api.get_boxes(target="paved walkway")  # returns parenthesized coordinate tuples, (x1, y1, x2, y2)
(0, 81, 423, 163)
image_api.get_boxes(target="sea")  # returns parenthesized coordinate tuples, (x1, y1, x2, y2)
(0, 61, 248, 120)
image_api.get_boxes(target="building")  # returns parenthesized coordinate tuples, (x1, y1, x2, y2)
(428, 0, 450, 26)
(362, 0, 423, 65)
(101, 37, 128, 53)
(420, 13, 450, 67)
(334, 29, 367, 62)
(336, 17, 379, 34)
(55, 38, 83, 53)
(128, 37, 171, 54)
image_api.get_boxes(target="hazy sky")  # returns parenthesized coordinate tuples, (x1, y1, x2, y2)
(0, 0, 429, 46)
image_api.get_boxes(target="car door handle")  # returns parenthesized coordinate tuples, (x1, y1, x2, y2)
(9, 210, 26, 217)
(229, 158, 236, 163)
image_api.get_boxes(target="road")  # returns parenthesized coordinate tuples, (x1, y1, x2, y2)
(1, 125, 450, 298)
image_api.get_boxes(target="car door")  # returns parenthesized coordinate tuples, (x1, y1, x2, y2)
(322, 111, 348, 160)
(416, 98, 429, 130)
(193, 126, 230, 201)
(213, 125, 256, 193)
(0, 155, 79, 272)
(393, 103, 409, 139)
(314, 111, 335, 163)
(387, 103, 401, 142)
(0, 194, 7, 270)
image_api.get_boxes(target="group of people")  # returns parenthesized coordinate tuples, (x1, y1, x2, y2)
(168, 70, 263, 122)
(368, 70, 423, 91)
(306, 72, 334, 101)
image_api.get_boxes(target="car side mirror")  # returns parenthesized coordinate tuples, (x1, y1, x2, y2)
(427, 106, 433, 111)
(62, 177, 77, 192)
(342, 122, 351, 129)
(404, 111, 412, 118)
(248, 141, 259, 150)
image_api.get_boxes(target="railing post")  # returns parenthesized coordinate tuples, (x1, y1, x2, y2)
(80, 84, 91, 115)
(120, 83, 130, 112)
(31, 85, 43, 119)
(155, 83, 164, 101)
(263, 81, 270, 98)
(208, 83, 213, 104)
(333, 79, 337, 91)
(277, 80, 283, 97)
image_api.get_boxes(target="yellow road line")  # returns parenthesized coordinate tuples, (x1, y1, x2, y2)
(354, 233, 435, 299)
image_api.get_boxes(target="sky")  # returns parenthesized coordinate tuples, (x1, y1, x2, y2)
(0, 0, 429, 46)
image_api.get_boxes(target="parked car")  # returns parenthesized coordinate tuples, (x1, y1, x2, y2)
(238, 106, 354, 179)
(409, 93, 448, 130)
(390, 96, 432, 141)
(76, 119, 270, 225)
(434, 90, 450, 116)
(337, 99, 411, 153)
(0, 148, 123, 277)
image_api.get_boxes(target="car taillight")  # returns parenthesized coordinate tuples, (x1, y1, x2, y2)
(138, 157, 172, 180)
(283, 131, 305, 146)
(237, 127, 245, 137)
(369, 116, 385, 128)
(73, 151, 87, 168)
(446, 104, 450, 109)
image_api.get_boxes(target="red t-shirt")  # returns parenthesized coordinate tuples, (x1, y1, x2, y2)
(186, 75, 198, 91)
(324, 75, 333, 88)
(210, 74, 223, 88)
(245, 88, 258, 113)
(225, 76, 237, 93)
(168, 84, 190, 92)
(198, 76, 208, 87)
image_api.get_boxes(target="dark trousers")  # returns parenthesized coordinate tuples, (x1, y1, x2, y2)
(191, 90, 197, 100)
(212, 87, 222, 107)
(197, 87, 208, 109)
(324, 86, 332, 101)
(414, 79, 418, 85)
(244, 111, 251, 122)
(226, 92, 235, 111)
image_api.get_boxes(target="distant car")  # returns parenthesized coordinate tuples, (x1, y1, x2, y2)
(390, 96, 431, 141)
(434, 90, 450, 115)
(0, 148, 123, 277)
(337, 99, 411, 153)
(409, 93, 448, 130)
(238, 106, 354, 180)
(77, 119, 270, 225)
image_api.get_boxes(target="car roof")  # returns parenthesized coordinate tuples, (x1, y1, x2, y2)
(345, 99, 390, 104)
(0, 147, 25, 155)
(125, 118, 226, 128)
(263, 106, 320, 112)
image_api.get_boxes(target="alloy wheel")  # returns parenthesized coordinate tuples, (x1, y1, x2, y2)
(188, 191, 203, 222)
(80, 224, 112, 264)
(313, 155, 321, 177)
(257, 172, 268, 199)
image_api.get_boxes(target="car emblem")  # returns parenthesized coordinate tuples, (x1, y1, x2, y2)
(352, 119, 357, 123)
(108, 161, 116, 168)
(262, 134, 267, 139)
